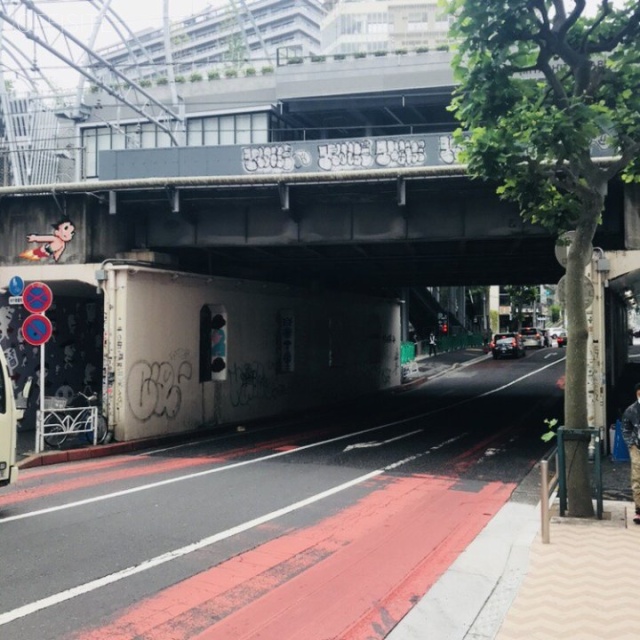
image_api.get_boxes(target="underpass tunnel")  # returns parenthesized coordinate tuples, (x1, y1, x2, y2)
(0, 267, 104, 438)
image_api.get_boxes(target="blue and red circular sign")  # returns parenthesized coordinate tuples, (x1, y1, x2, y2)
(22, 314, 53, 346)
(23, 282, 53, 314)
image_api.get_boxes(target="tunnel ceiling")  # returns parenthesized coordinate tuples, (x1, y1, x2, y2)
(117, 177, 624, 294)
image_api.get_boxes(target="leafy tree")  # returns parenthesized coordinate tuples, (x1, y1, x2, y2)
(505, 285, 538, 329)
(446, 0, 640, 516)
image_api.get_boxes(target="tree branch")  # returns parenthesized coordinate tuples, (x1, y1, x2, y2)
(586, 3, 640, 54)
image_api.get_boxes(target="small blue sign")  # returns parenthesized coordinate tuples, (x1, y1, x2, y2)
(8, 276, 24, 297)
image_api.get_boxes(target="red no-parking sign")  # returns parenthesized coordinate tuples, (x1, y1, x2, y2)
(23, 282, 53, 314)
(22, 314, 53, 346)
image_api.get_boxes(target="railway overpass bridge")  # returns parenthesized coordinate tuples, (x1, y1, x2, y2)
(0, 53, 639, 440)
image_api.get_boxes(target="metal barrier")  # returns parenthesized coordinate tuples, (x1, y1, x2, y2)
(400, 341, 416, 364)
(417, 332, 483, 355)
(540, 447, 559, 544)
(36, 397, 97, 453)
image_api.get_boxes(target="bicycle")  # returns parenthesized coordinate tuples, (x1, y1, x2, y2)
(43, 390, 108, 449)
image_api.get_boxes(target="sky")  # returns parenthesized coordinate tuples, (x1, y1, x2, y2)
(0, 0, 617, 93)
(0, 1, 228, 92)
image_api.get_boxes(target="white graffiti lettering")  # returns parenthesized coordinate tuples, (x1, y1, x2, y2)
(375, 139, 426, 167)
(438, 134, 463, 164)
(318, 140, 374, 171)
(242, 145, 295, 173)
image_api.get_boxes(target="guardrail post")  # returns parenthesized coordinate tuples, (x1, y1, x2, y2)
(541, 459, 550, 544)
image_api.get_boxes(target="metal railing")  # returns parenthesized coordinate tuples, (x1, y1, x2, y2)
(36, 397, 97, 453)
(416, 332, 484, 356)
(540, 446, 559, 544)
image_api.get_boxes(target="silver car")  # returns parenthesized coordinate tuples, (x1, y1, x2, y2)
(521, 327, 544, 349)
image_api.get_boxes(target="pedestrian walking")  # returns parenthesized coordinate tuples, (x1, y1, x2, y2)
(428, 332, 437, 357)
(621, 382, 640, 524)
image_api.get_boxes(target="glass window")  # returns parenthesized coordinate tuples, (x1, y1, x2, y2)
(219, 115, 235, 145)
(140, 122, 156, 148)
(235, 114, 251, 144)
(187, 118, 204, 146)
(203, 117, 219, 145)
(97, 128, 111, 153)
(156, 127, 172, 148)
(112, 129, 126, 150)
(251, 113, 269, 143)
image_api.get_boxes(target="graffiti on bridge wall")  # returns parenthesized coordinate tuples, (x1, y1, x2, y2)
(228, 361, 288, 408)
(127, 352, 193, 422)
(241, 135, 466, 174)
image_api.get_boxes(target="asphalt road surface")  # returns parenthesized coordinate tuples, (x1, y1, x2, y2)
(0, 347, 565, 640)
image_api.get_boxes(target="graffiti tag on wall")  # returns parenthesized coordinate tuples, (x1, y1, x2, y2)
(242, 145, 312, 173)
(242, 135, 434, 175)
(228, 361, 287, 408)
(127, 358, 193, 421)
(438, 134, 463, 164)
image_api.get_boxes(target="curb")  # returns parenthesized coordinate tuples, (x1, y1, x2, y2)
(17, 430, 215, 470)
(395, 351, 489, 393)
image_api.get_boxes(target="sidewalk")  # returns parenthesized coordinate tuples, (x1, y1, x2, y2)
(388, 488, 638, 639)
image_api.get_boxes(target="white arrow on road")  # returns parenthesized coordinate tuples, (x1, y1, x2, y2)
(343, 429, 422, 452)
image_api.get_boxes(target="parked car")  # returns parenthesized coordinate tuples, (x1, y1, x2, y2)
(547, 327, 565, 347)
(556, 330, 567, 347)
(490, 332, 526, 359)
(521, 327, 544, 349)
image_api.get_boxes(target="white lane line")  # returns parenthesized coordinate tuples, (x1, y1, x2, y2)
(343, 429, 422, 452)
(5, 358, 563, 526)
(1, 419, 425, 524)
(0, 432, 468, 627)
(0, 469, 383, 626)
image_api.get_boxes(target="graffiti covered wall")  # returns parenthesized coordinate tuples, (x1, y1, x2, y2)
(111, 269, 400, 442)
(0, 297, 103, 430)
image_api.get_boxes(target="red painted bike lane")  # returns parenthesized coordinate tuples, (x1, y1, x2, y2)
(73, 473, 515, 640)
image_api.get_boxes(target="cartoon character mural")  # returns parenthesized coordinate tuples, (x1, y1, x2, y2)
(20, 218, 76, 262)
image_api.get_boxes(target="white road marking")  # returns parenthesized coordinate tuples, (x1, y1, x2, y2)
(343, 429, 422, 452)
(0, 432, 467, 626)
(6, 359, 564, 526)
(1, 420, 434, 524)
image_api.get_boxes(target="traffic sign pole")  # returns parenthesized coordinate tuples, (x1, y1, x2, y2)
(37, 342, 45, 454)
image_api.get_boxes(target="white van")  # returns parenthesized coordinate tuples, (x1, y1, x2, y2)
(0, 349, 18, 488)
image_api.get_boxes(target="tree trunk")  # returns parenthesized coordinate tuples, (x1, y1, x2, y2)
(563, 183, 606, 517)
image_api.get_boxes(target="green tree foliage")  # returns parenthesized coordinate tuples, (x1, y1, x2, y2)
(446, 0, 640, 517)
(505, 285, 538, 327)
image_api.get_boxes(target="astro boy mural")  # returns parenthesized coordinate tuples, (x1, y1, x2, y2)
(20, 218, 76, 262)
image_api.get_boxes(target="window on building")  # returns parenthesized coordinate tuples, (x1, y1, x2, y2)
(203, 117, 220, 145)
(219, 115, 235, 145)
(235, 114, 252, 144)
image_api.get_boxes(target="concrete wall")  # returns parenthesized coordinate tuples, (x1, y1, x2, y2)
(106, 267, 400, 441)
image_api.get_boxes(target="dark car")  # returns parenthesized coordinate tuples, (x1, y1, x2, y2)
(490, 332, 526, 360)
(556, 330, 567, 347)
